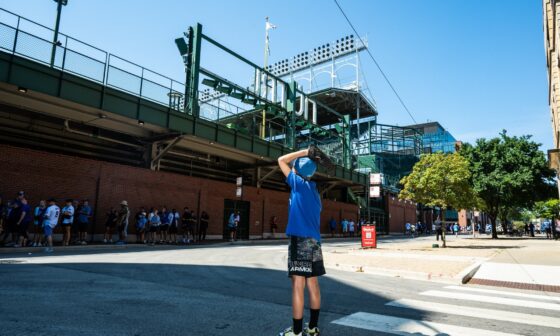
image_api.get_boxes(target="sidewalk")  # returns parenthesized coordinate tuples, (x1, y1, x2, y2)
(321, 234, 560, 292)
(469, 238, 560, 292)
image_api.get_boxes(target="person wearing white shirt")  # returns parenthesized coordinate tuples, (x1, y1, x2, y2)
(43, 198, 60, 253)
(60, 199, 74, 246)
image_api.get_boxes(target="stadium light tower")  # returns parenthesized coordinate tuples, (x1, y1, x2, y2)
(50, 0, 68, 67)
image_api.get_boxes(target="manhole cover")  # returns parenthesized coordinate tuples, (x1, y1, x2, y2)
(0, 259, 25, 264)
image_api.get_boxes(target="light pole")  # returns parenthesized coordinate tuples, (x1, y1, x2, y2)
(50, 0, 68, 67)
(547, 149, 560, 239)
(261, 17, 276, 138)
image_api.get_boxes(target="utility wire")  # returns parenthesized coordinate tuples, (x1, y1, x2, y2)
(333, 0, 417, 124)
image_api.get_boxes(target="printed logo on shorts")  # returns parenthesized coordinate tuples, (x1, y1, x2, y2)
(289, 260, 312, 273)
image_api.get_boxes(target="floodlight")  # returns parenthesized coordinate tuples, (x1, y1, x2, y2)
(216, 84, 232, 94)
(174, 38, 189, 56)
(202, 78, 219, 88)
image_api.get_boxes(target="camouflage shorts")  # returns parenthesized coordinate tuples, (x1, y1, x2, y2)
(288, 236, 326, 278)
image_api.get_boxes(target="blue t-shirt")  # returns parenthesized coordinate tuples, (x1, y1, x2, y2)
(78, 205, 92, 223)
(228, 213, 236, 228)
(21, 204, 32, 223)
(34, 206, 45, 225)
(285, 171, 322, 241)
(329, 218, 337, 229)
(161, 211, 170, 224)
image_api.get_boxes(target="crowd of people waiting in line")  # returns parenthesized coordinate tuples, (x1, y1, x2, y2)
(406, 219, 485, 238)
(327, 217, 366, 237)
(0, 191, 211, 252)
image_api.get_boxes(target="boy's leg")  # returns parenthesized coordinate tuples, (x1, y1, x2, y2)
(306, 276, 321, 330)
(291, 275, 305, 334)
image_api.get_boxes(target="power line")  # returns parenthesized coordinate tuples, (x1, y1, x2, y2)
(333, 0, 417, 124)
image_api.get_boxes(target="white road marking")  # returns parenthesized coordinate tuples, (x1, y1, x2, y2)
(255, 246, 285, 251)
(387, 298, 560, 329)
(446, 285, 560, 302)
(421, 290, 560, 311)
(331, 312, 523, 336)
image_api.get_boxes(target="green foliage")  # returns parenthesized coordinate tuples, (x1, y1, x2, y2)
(511, 221, 526, 231)
(460, 131, 555, 238)
(533, 199, 560, 220)
(399, 152, 476, 210)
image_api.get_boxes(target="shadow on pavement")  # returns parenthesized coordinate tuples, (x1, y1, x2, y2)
(0, 261, 438, 335)
(446, 245, 521, 249)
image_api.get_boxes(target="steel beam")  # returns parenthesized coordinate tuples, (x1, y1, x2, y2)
(150, 136, 183, 170)
(257, 167, 280, 188)
(187, 23, 202, 117)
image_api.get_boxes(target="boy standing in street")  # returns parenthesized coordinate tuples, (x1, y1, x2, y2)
(277, 145, 332, 336)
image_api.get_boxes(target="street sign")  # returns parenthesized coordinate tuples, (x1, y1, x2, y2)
(369, 186, 381, 198)
(361, 225, 376, 248)
(236, 177, 243, 186)
(236, 186, 242, 197)
(370, 173, 383, 185)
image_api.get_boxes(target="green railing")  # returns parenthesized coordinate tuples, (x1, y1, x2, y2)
(0, 8, 364, 175)
(0, 8, 186, 110)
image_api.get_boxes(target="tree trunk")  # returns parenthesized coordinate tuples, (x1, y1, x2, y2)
(490, 215, 498, 239)
(441, 210, 447, 248)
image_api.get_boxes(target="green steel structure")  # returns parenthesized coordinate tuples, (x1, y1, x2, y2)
(0, 9, 367, 195)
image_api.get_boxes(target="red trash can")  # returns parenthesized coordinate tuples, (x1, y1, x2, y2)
(361, 224, 376, 248)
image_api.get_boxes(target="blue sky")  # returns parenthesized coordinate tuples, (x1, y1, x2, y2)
(0, 0, 552, 150)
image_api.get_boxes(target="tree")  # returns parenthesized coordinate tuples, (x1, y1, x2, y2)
(399, 152, 477, 247)
(460, 131, 555, 238)
(534, 199, 560, 239)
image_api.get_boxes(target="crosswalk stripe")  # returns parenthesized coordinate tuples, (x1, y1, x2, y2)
(387, 298, 560, 329)
(421, 290, 560, 311)
(255, 246, 285, 251)
(445, 285, 560, 302)
(331, 312, 523, 336)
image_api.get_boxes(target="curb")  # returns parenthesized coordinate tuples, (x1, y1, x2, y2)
(457, 260, 483, 284)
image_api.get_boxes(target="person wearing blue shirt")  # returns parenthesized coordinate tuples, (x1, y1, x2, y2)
(329, 217, 337, 237)
(15, 198, 32, 247)
(160, 206, 170, 243)
(77, 200, 92, 245)
(135, 207, 148, 244)
(32, 200, 46, 247)
(277, 146, 326, 336)
(148, 208, 161, 245)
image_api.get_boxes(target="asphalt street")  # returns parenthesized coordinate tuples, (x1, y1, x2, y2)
(1, 240, 559, 336)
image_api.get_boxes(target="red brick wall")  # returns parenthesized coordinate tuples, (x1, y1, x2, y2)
(0, 144, 358, 239)
(387, 197, 417, 233)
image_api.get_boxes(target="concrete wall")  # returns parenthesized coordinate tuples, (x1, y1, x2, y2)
(0, 144, 358, 240)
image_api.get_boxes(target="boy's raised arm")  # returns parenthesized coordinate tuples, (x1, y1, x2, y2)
(277, 149, 309, 178)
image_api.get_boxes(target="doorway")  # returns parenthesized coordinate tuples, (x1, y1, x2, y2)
(223, 199, 250, 240)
